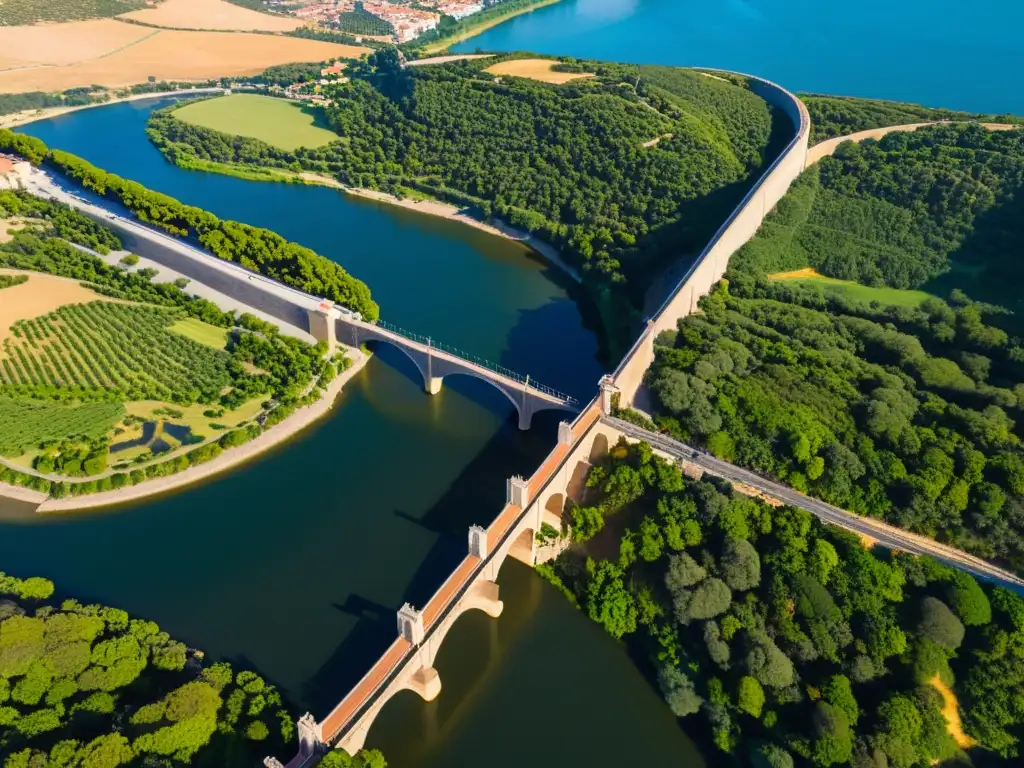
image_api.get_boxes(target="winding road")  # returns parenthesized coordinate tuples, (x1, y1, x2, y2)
(605, 417, 1024, 590)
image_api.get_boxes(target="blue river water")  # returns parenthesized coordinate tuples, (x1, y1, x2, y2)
(455, 0, 1024, 114)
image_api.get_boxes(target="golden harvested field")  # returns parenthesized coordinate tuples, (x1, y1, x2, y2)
(0, 22, 368, 94)
(485, 58, 595, 84)
(0, 19, 152, 70)
(0, 270, 115, 344)
(119, 0, 302, 32)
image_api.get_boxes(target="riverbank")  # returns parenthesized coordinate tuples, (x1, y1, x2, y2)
(419, 0, 563, 55)
(319, 178, 582, 282)
(0, 88, 226, 131)
(150, 148, 582, 282)
(0, 346, 369, 514)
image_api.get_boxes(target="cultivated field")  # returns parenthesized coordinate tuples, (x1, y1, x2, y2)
(0, 0, 144, 26)
(119, 0, 302, 32)
(175, 93, 338, 150)
(0, 18, 151, 70)
(0, 20, 367, 94)
(0, 398, 123, 457)
(0, 301, 235, 403)
(484, 58, 595, 84)
(0, 270, 115, 344)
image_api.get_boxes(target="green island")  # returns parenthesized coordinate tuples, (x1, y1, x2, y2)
(541, 437, 1024, 766)
(0, 186, 356, 500)
(0, 568, 385, 767)
(146, 50, 781, 347)
(638, 123, 1024, 575)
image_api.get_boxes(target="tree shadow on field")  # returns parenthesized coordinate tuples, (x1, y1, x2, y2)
(923, 184, 1024, 333)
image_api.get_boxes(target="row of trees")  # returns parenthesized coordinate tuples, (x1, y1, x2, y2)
(145, 52, 776, 332)
(542, 439, 1024, 765)
(0, 87, 108, 119)
(645, 124, 1024, 572)
(0, 130, 379, 321)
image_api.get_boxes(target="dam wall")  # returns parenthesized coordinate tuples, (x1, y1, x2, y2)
(611, 73, 811, 406)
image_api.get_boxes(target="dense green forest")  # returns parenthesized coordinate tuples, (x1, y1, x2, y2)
(802, 94, 1024, 143)
(0, 130, 378, 321)
(542, 438, 1024, 766)
(0, 569, 290, 765)
(0, 569, 388, 767)
(644, 124, 1024, 572)
(147, 51, 779, 340)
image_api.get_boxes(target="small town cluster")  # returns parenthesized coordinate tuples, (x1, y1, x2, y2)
(270, 0, 491, 43)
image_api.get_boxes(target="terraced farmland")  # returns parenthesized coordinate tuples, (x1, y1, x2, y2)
(0, 397, 122, 456)
(0, 301, 234, 403)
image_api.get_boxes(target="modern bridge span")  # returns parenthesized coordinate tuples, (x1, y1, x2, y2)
(21, 168, 578, 430)
(312, 306, 578, 430)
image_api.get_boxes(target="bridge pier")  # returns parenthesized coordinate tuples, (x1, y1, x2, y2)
(307, 304, 340, 350)
(425, 375, 443, 395)
(518, 402, 533, 431)
(408, 666, 442, 701)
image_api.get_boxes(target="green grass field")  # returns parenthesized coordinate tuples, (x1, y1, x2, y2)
(171, 317, 229, 349)
(780, 274, 933, 308)
(174, 95, 339, 151)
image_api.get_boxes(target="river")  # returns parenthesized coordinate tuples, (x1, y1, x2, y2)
(9, 3, 1019, 765)
(454, 0, 1024, 115)
(4, 98, 705, 767)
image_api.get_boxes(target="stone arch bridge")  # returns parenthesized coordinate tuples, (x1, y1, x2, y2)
(309, 305, 578, 430)
(267, 404, 633, 766)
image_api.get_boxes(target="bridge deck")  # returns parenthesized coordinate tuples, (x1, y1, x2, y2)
(320, 636, 411, 743)
(346, 318, 577, 409)
(422, 554, 481, 628)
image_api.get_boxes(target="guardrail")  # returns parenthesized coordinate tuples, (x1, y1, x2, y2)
(373, 319, 579, 404)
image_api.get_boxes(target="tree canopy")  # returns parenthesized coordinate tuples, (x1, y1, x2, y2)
(539, 438, 1024, 765)
(647, 124, 1024, 574)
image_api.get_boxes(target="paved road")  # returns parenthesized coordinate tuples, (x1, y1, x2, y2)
(22, 169, 323, 338)
(604, 417, 1024, 589)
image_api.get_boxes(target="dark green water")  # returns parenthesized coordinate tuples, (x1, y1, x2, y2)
(5, 99, 706, 766)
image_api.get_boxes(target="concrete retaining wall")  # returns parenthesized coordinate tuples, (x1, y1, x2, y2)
(612, 73, 811, 406)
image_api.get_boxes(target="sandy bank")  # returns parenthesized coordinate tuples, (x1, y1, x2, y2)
(0, 348, 368, 514)
(298, 173, 582, 282)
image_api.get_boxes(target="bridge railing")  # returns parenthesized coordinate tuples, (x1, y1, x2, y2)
(373, 319, 579, 404)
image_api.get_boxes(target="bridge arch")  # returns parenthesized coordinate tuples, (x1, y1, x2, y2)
(362, 337, 431, 389)
(430, 369, 527, 417)
(334, 669, 440, 756)
(422, 579, 503, 669)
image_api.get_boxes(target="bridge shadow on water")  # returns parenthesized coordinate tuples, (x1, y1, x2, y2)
(299, 346, 572, 717)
